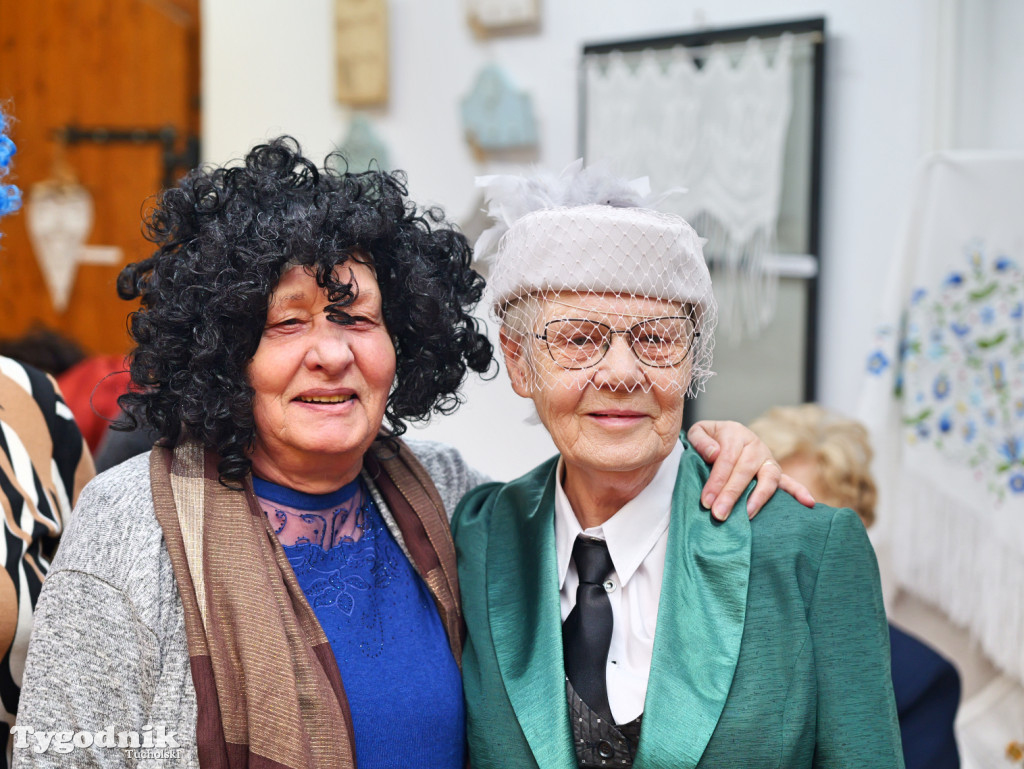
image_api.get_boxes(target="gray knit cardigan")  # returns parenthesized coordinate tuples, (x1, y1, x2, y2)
(12, 440, 485, 769)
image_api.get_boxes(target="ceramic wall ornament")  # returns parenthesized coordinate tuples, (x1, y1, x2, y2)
(466, 0, 540, 37)
(330, 114, 390, 174)
(335, 0, 389, 106)
(461, 64, 538, 158)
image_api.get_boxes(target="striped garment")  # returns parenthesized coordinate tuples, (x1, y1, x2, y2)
(0, 356, 93, 764)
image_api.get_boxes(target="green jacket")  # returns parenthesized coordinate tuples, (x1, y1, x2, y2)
(452, 440, 904, 769)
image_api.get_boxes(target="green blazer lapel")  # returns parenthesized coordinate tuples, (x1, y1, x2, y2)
(486, 458, 577, 769)
(636, 441, 752, 769)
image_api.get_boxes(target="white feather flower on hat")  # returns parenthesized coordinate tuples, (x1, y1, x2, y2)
(473, 159, 681, 265)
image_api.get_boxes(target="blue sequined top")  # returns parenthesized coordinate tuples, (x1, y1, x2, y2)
(253, 475, 465, 769)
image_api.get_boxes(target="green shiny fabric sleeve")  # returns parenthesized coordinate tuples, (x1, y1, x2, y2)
(808, 509, 904, 768)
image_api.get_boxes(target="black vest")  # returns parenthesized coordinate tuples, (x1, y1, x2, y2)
(566, 677, 642, 768)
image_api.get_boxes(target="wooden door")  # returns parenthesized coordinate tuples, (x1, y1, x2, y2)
(0, 0, 200, 355)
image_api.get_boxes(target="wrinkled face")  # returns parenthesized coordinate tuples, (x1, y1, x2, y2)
(502, 291, 693, 477)
(248, 261, 396, 480)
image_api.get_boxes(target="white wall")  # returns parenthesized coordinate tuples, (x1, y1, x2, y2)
(202, 0, 1018, 479)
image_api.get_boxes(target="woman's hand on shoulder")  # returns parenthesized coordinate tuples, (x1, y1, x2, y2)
(687, 420, 815, 520)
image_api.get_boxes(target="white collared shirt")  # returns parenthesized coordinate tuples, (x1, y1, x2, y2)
(554, 439, 683, 725)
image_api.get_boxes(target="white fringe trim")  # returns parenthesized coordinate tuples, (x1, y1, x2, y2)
(891, 464, 1024, 685)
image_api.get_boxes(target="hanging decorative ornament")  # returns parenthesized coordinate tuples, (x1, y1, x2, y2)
(26, 182, 92, 313)
(330, 113, 390, 173)
(461, 64, 538, 159)
(584, 36, 795, 343)
(335, 0, 389, 106)
(25, 138, 121, 312)
(466, 0, 540, 37)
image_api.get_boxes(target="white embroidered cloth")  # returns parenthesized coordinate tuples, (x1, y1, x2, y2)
(859, 152, 1024, 684)
(583, 36, 794, 341)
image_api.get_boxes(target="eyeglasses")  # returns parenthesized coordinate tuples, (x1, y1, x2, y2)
(533, 316, 697, 369)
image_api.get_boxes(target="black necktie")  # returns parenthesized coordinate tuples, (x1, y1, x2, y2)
(562, 535, 615, 723)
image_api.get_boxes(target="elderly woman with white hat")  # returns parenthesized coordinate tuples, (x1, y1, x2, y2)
(452, 164, 903, 769)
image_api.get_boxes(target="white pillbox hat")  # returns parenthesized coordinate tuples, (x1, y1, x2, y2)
(486, 203, 713, 315)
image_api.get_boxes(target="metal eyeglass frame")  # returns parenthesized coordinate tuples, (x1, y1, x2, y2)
(532, 316, 698, 369)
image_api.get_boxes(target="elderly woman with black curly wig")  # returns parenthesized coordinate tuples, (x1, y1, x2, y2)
(13, 138, 799, 769)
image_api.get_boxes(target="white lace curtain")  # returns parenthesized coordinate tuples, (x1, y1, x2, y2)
(583, 36, 794, 341)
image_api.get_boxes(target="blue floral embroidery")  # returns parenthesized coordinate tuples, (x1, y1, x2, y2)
(867, 350, 889, 375)
(877, 241, 1024, 501)
(282, 506, 404, 659)
(998, 436, 1024, 466)
(938, 413, 953, 434)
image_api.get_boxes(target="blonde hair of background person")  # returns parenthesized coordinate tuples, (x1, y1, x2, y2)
(749, 403, 877, 528)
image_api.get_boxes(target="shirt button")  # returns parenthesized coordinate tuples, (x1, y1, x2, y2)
(597, 740, 614, 758)
(603, 579, 615, 593)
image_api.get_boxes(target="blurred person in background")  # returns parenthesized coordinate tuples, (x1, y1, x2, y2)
(750, 403, 961, 769)
(0, 327, 132, 459)
(0, 108, 94, 765)
(0, 326, 87, 380)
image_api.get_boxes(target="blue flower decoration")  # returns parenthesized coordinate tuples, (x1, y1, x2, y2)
(911, 288, 927, 305)
(933, 374, 951, 400)
(1009, 473, 1024, 494)
(951, 322, 971, 337)
(867, 350, 889, 375)
(980, 306, 996, 324)
(1012, 302, 1023, 320)
(0, 134, 14, 169)
(995, 256, 1016, 272)
(998, 436, 1024, 463)
(938, 413, 953, 433)
(916, 423, 930, 439)
(944, 273, 964, 287)
(0, 123, 20, 219)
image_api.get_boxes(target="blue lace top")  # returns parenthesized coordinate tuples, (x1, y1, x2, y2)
(253, 475, 465, 769)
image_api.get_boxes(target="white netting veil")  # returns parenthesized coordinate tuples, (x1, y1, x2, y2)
(475, 162, 717, 397)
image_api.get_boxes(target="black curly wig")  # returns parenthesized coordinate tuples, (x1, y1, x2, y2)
(117, 137, 493, 482)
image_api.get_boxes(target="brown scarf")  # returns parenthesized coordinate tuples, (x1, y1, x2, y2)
(150, 437, 463, 769)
